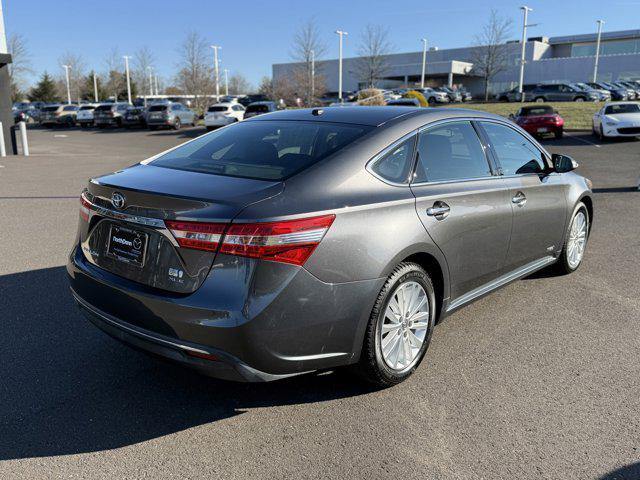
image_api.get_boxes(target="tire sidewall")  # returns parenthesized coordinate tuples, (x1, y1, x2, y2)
(560, 202, 589, 272)
(372, 267, 436, 383)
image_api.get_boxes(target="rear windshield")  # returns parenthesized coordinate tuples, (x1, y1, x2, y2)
(521, 107, 554, 116)
(79, 106, 95, 110)
(208, 106, 228, 112)
(605, 104, 640, 115)
(42, 106, 59, 112)
(246, 104, 270, 113)
(151, 120, 373, 181)
(95, 105, 113, 111)
(148, 105, 168, 112)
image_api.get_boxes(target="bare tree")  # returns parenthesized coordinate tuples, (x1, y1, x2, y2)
(104, 47, 125, 101)
(290, 18, 327, 106)
(58, 51, 86, 103)
(133, 46, 155, 97)
(175, 32, 213, 111)
(228, 73, 252, 95)
(470, 10, 513, 101)
(7, 34, 33, 100)
(354, 24, 393, 89)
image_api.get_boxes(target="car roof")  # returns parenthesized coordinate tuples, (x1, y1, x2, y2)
(210, 103, 235, 107)
(603, 101, 640, 106)
(246, 106, 506, 127)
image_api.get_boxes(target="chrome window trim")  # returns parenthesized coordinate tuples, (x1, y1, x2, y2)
(365, 115, 552, 188)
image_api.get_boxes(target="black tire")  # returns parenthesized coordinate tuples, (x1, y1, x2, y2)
(499, 96, 509, 102)
(148, 125, 157, 131)
(356, 262, 436, 388)
(534, 97, 545, 103)
(206, 126, 214, 132)
(554, 202, 589, 275)
(174, 117, 181, 130)
(427, 97, 436, 105)
(574, 96, 586, 102)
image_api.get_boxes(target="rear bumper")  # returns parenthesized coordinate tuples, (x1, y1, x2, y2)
(67, 244, 383, 381)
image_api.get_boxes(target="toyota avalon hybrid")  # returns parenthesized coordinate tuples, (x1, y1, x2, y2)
(68, 107, 593, 387)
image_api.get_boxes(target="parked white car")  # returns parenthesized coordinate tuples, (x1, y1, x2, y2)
(592, 102, 640, 140)
(204, 103, 245, 131)
(77, 104, 99, 127)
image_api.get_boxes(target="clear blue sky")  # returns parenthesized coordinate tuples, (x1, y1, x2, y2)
(4, 0, 639, 90)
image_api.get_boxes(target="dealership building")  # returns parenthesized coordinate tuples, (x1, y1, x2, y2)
(272, 29, 640, 96)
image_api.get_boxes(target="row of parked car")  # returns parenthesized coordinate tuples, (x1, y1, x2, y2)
(12, 95, 282, 131)
(497, 80, 640, 103)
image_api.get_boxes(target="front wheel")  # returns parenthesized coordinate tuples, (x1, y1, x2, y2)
(174, 118, 182, 130)
(574, 97, 586, 102)
(534, 97, 545, 103)
(356, 262, 436, 388)
(555, 203, 589, 274)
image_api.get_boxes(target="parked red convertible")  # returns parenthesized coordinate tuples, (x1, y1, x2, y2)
(510, 105, 564, 139)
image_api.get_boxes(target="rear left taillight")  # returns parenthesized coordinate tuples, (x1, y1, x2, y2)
(80, 192, 91, 222)
(165, 220, 226, 252)
(219, 215, 335, 266)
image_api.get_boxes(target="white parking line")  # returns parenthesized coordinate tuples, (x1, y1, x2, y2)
(567, 133, 601, 148)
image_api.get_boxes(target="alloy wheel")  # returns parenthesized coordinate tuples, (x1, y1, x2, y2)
(567, 211, 587, 269)
(379, 281, 430, 371)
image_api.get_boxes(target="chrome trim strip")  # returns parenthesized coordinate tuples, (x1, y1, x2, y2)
(446, 256, 556, 312)
(274, 351, 350, 361)
(72, 290, 211, 355)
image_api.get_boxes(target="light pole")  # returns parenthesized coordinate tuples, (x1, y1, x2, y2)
(210, 45, 221, 102)
(593, 20, 605, 82)
(146, 66, 154, 96)
(93, 72, 99, 102)
(420, 38, 428, 89)
(123, 55, 132, 104)
(518, 6, 533, 102)
(223, 68, 229, 96)
(62, 64, 72, 104)
(310, 49, 316, 105)
(154, 75, 159, 96)
(335, 30, 348, 102)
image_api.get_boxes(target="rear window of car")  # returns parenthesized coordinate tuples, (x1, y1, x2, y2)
(41, 106, 59, 112)
(150, 120, 373, 181)
(148, 105, 168, 112)
(208, 106, 228, 112)
(246, 104, 270, 113)
(63, 106, 78, 111)
(605, 104, 640, 115)
(95, 105, 113, 111)
(521, 107, 554, 116)
(79, 106, 95, 110)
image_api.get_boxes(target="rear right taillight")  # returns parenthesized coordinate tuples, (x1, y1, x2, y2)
(219, 215, 335, 266)
(80, 192, 91, 222)
(165, 220, 226, 252)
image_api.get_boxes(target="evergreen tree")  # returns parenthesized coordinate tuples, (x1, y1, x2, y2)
(80, 71, 107, 102)
(27, 72, 60, 102)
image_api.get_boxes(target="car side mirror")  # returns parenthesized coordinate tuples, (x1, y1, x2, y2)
(553, 153, 578, 173)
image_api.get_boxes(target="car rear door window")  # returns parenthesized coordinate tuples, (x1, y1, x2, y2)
(370, 136, 416, 184)
(413, 121, 492, 183)
(480, 122, 546, 175)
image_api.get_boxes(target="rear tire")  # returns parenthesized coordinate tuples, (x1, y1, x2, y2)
(574, 97, 586, 102)
(534, 97, 545, 103)
(356, 262, 436, 388)
(174, 118, 181, 130)
(555, 202, 589, 275)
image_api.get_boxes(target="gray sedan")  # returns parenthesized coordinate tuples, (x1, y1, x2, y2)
(68, 107, 593, 387)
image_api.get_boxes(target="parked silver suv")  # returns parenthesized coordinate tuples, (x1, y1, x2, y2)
(146, 102, 196, 130)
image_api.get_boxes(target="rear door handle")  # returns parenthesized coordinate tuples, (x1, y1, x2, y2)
(512, 191, 527, 207)
(426, 201, 450, 219)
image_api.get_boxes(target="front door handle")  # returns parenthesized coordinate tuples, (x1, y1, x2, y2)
(512, 191, 527, 207)
(426, 201, 450, 219)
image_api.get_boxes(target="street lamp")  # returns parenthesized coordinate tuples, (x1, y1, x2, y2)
(93, 72, 99, 102)
(123, 55, 132, 104)
(223, 68, 229, 96)
(146, 66, 154, 96)
(335, 30, 348, 102)
(420, 38, 428, 89)
(593, 20, 605, 82)
(62, 64, 71, 104)
(310, 49, 315, 105)
(518, 6, 534, 102)
(210, 45, 222, 102)
(154, 75, 159, 96)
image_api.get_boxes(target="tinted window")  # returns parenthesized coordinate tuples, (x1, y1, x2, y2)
(370, 137, 415, 184)
(95, 105, 113, 111)
(481, 122, 546, 175)
(148, 105, 168, 112)
(172, 104, 182, 110)
(605, 104, 640, 115)
(79, 106, 95, 111)
(414, 121, 491, 183)
(41, 106, 59, 112)
(117, 105, 128, 111)
(63, 106, 78, 111)
(208, 106, 227, 112)
(246, 104, 270, 113)
(151, 120, 373, 181)
(520, 106, 554, 116)
(232, 105, 244, 111)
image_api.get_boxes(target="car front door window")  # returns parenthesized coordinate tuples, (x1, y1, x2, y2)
(480, 122, 546, 176)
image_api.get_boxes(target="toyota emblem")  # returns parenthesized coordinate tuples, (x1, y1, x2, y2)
(111, 192, 126, 210)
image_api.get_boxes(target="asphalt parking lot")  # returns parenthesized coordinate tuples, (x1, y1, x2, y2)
(1, 126, 639, 480)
